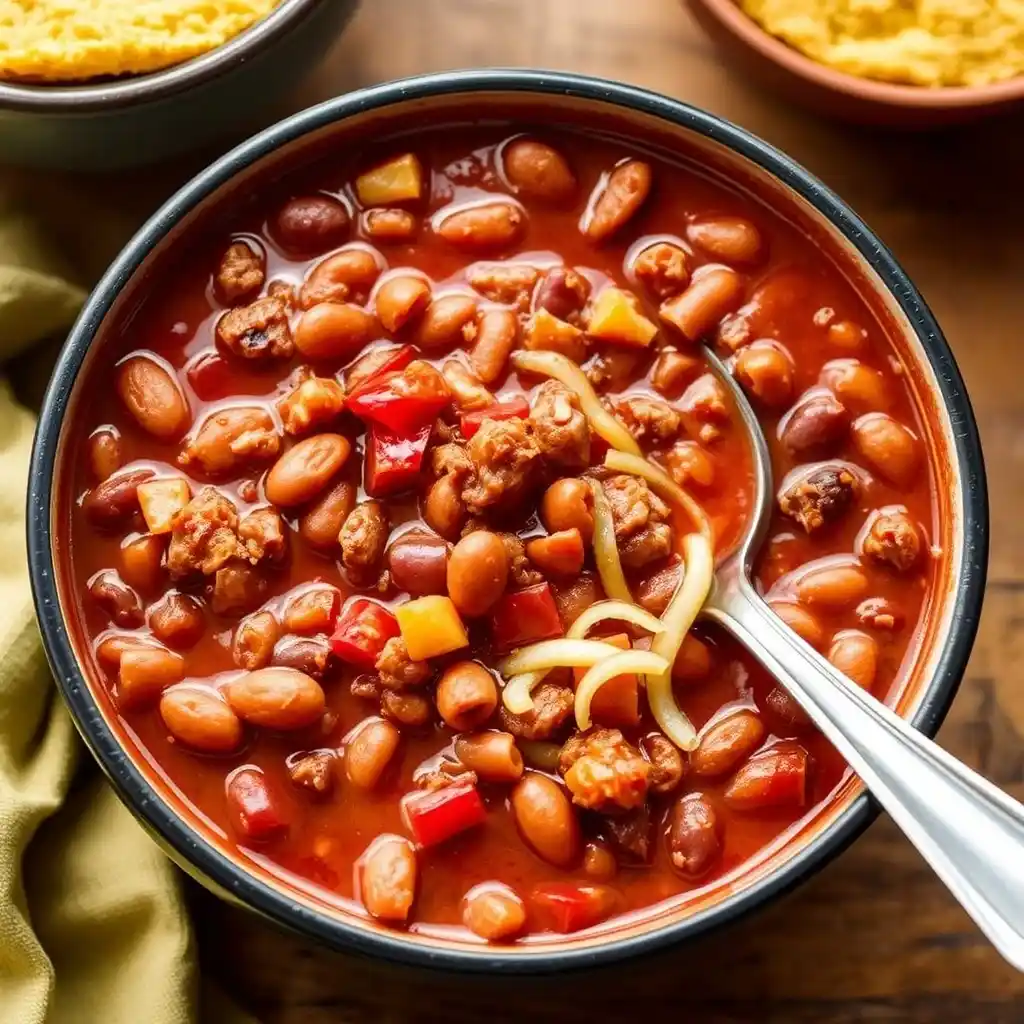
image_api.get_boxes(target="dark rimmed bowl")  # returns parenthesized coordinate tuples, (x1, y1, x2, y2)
(28, 69, 988, 972)
(0, 0, 359, 170)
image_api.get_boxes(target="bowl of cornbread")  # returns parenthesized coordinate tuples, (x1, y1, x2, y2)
(0, 0, 360, 169)
(684, 0, 1024, 126)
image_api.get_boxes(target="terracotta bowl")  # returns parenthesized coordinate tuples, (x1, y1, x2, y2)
(28, 70, 988, 971)
(684, 0, 1024, 128)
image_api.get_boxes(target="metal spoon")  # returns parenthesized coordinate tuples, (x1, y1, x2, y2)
(700, 345, 1024, 972)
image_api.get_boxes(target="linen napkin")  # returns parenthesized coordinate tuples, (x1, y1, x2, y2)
(0, 172, 251, 1024)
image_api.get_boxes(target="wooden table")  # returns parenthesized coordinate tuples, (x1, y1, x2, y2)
(188, 0, 1024, 1019)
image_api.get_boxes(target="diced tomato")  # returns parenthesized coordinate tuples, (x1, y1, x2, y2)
(364, 422, 432, 497)
(490, 582, 565, 653)
(226, 769, 288, 841)
(573, 633, 639, 726)
(328, 598, 400, 669)
(531, 883, 619, 934)
(724, 743, 809, 811)
(402, 783, 487, 848)
(186, 349, 234, 401)
(347, 361, 450, 435)
(345, 344, 417, 403)
(459, 396, 530, 439)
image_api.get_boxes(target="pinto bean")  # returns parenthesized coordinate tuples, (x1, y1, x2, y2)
(272, 195, 350, 255)
(462, 884, 527, 942)
(387, 531, 450, 595)
(225, 667, 326, 730)
(659, 267, 743, 343)
(584, 160, 651, 241)
(294, 302, 376, 362)
(117, 355, 190, 440)
(436, 202, 525, 251)
(768, 601, 825, 648)
(734, 343, 794, 409)
(359, 836, 417, 922)
(380, 689, 433, 728)
(424, 475, 467, 540)
(88, 428, 122, 482)
(375, 275, 431, 333)
(470, 308, 519, 384)
(89, 570, 143, 628)
(668, 793, 722, 876)
(540, 478, 594, 543)
(298, 478, 356, 550)
(691, 710, 765, 777)
(160, 687, 242, 753)
(265, 434, 351, 507)
(346, 718, 401, 790)
(454, 731, 524, 783)
(687, 216, 765, 266)
(795, 563, 869, 609)
(417, 294, 479, 348)
(84, 469, 154, 529)
(436, 661, 499, 732)
(148, 592, 205, 649)
(118, 647, 185, 710)
(511, 773, 581, 867)
(582, 841, 618, 881)
(282, 586, 340, 634)
(819, 359, 890, 413)
(827, 630, 879, 690)
(503, 139, 576, 202)
(852, 413, 919, 486)
(364, 208, 418, 242)
(232, 611, 279, 670)
(300, 248, 381, 307)
(447, 531, 509, 618)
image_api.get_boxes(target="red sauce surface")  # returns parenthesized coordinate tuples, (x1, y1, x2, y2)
(59, 123, 939, 944)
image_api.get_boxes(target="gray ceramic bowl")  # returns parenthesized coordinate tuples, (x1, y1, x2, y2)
(0, 0, 359, 170)
(28, 70, 987, 971)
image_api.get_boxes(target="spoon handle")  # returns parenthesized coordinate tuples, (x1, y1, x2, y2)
(706, 577, 1024, 972)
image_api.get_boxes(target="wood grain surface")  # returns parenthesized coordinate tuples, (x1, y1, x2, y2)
(184, 0, 1024, 1018)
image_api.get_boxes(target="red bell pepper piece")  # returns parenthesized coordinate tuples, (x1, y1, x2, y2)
(531, 883, 619, 934)
(226, 769, 288, 842)
(402, 782, 487, 848)
(459, 396, 530, 439)
(347, 361, 450, 435)
(724, 743, 809, 810)
(328, 598, 400, 669)
(364, 421, 432, 497)
(345, 344, 417, 403)
(490, 582, 564, 653)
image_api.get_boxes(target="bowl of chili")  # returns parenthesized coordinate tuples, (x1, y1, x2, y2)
(27, 70, 987, 970)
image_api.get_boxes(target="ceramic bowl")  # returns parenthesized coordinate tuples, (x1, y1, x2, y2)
(27, 70, 988, 971)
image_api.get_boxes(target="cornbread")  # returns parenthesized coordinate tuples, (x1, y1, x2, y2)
(0, 0, 280, 82)
(739, 0, 1024, 88)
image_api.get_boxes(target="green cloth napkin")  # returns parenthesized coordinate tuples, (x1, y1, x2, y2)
(0, 174, 254, 1024)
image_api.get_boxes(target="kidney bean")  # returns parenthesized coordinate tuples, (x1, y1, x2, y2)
(387, 531, 450, 595)
(852, 413, 919, 486)
(88, 570, 143, 628)
(659, 267, 744, 343)
(364, 208, 418, 242)
(691, 710, 765, 777)
(734, 343, 794, 408)
(118, 647, 185, 710)
(227, 768, 289, 841)
(265, 434, 351, 507)
(819, 358, 890, 414)
(668, 793, 721, 876)
(503, 139, 576, 203)
(272, 195, 350, 255)
(724, 744, 810, 810)
(116, 355, 190, 440)
(455, 731, 524, 783)
(463, 884, 527, 942)
(764, 685, 812, 728)
(767, 601, 825, 648)
(582, 841, 618, 881)
(298, 478, 355, 550)
(540, 478, 594, 543)
(795, 563, 869, 609)
(437, 202, 525, 251)
(88, 428, 122, 482)
(119, 534, 165, 595)
(148, 592, 204, 649)
(360, 836, 417, 922)
(300, 247, 381, 307)
(380, 689, 433, 728)
(534, 267, 590, 322)
(511, 773, 581, 868)
(780, 391, 850, 454)
(271, 635, 330, 679)
(470, 308, 519, 384)
(225, 667, 326, 730)
(424, 475, 467, 540)
(436, 661, 499, 732)
(417, 294, 479, 349)
(827, 630, 879, 690)
(233, 611, 279, 670)
(282, 586, 340, 634)
(160, 687, 243, 753)
(584, 159, 651, 241)
(294, 302, 376, 362)
(447, 531, 509, 617)
(374, 274, 431, 333)
(687, 216, 765, 266)
(346, 718, 401, 790)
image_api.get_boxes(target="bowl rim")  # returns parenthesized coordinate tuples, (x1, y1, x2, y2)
(27, 68, 988, 973)
(687, 0, 1024, 110)
(0, 0, 327, 112)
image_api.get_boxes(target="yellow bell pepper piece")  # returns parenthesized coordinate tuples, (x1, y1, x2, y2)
(137, 478, 191, 534)
(355, 153, 424, 206)
(396, 596, 469, 661)
(586, 287, 658, 347)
